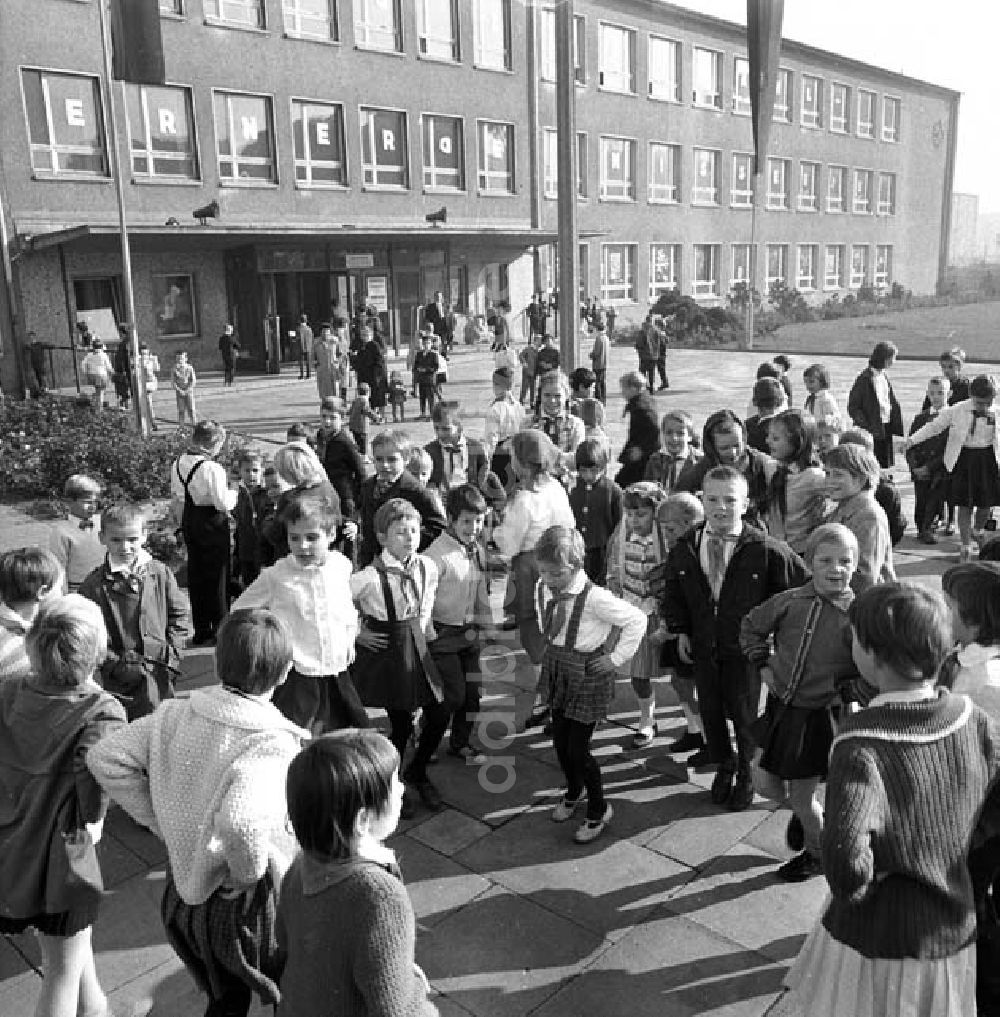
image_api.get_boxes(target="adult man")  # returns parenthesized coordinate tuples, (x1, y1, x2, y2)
(635, 314, 660, 392)
(296, 314, 314, 380)
(425, 291, 448, 345)
(218, 324, 240, 386)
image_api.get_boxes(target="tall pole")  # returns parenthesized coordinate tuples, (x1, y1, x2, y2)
(746, 178, 758, 350)
(97, 0, 148, 436)
(554, 0, 578, 372)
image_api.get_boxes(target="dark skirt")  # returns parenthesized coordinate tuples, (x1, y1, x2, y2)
(351, 617, 437, 712)
(542, 645, 613, 724)
(755, 696, 835, 781)
(0, 903, 97, 938)
(950, 446, 1000, 508)
(271, 669, 369, 734)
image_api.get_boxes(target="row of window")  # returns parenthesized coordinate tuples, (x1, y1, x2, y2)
(598, 242, 893, 304)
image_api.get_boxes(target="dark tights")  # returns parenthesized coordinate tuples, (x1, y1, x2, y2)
(551, 711, 604, 820)
(387, 701, 451, 778)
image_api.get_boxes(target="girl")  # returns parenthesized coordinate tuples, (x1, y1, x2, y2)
(940, 561, 1000, 716)
(606, 483, 670, 748)
(578, 398, 611, 462)
(644, 409, 702, 494)
(537, 526, 646, 843)
(172, 350, 197, 426)
(802, 363, 841, 427)
(847, 340, 903, 469)
(765, 409, 828, 555)
(276, 730, 437, 1017)
(777, 582, 998, 1017)
(533, 371, 585, 480)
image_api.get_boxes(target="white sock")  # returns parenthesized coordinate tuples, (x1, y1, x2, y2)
(637, 695, 655, 728)
(681, 703, 703, 735)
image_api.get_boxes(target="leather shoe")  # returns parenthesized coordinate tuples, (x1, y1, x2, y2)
(526, 704, 551, 728)
(727, 771, 754, 811)
(785, 814, 805, 852)
(687, 747, 714, 768)
(668, 731, 705, 754)
(402, 767, 443, 811)
(710, 767, 734, 805)
(777, 851, 823, 882)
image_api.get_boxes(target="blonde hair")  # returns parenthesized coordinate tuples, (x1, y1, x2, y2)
(26, 594, 107, 687)
(274, 443, 325, 486)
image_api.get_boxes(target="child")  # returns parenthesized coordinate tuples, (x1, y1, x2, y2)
(234, 493, 364, 735)
(81, 339, 113, 411)
(568, 366, 596, 415)
(0, 596, 126, 1017)
(569, 439, 623, 586)
(661, 466, 809, 811)
(907, 375, 951, 544)
(351, 500, 443, 817)
(802, 362, 840, 427)
(87, 608, 305, 1017)
(426, 485, 491, 762)
(578, 398, 611, 462)
(425, 402, 491, 496)
(538, 525, 646, 842)
(908, 374, 1000, 562)
(941, 562, 1000, 718)
(765, 408, 828, 555)
(745, 377, 787, 453)
(533, 371, 585, 479)
(285, 421, 314, 447)
(276, 730, 437, 1017)
(922, 346, 971, 411)
(616, 370, 660, 488)
(483, 366, 525, 488)
(172, 350, 197, 426)
(348, 382, 382, 455)
(138, 341, 160, 429)
(387, 370, 408, 423)
(847, 339, 903, 469)
(48, 474, 106, 592)
(232, 449, 268, 589)
(779, 582, 998, 1017)
(0, 546, 64, 681)
(606, 483, 671, 747)
(740, 523, 861, 883)
(772, 353, 794, 404)
(406, 448, 447, 519)
(79, 502, 190, 720)
(519, 335, 539, 408)
(838, 428, 909, 546)
(814, 416, 842, 455)
(412, 331, 439, 420)
(644, 409, 703, 494)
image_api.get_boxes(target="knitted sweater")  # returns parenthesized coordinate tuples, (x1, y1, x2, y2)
(87, 686, 307, 904)
(822, 691, 1000, 959)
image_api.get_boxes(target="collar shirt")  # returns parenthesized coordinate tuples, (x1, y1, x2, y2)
(494, 476, 576, 561)
(699, 526, 741, 600)
(170, 452, 238, 520)
(349, 551, 438, 635)
(484, 396, 524, 457)
(873, 370, 892, 423)
(425, 531, 486, 627)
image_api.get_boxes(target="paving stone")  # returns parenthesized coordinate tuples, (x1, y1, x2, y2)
(644, 800, 776, 871)
(104, 806, 168, 867)
(407, 808, 492, 857)
(0, 970, 40, 1016)
(99, 830, 151, 888)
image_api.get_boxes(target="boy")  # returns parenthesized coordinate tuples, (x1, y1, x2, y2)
(535, 332, 560, 379)
(745, 377, 787, 453)
(616, 370, 659, 487)
(644, 409, 702, 494)
(172, 350, 197, 426)
(426, 485, 491, 761)
(406, 448, 447, 520)
(839, 428, 908, 546)
(425, 402, 491, 496)
(388, 369, 408, 422)
(79, 502, 190, 720)
(483, 367, 524, 489)
(413, 330, 439, 420)
(0, 547, 63, 681)
(569, 367, 596, 416)
(356, 430, 447, 567)
(661, 467, 809, 811)
(589, 313, 610, 403)
(48, 473, 106, 592)
(922, 347, 971, 411)
(350, 499, 443, 817)
(347, 382, 381, 455)
(569, 439, 623, 585)
(519, 335, 539, 408)
(908, 375, 951, 544)
(87, 608, 305, 1017)
(81, 339, 113, 411)
(234, 492, 365, 735)
(232, 449, 268, 589)
(319, 397, 366, 561)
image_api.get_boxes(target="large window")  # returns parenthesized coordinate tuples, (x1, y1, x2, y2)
(540, 9, 585, 83)
(732, 57, 750, 114)
(827, 165, 846, 212)
(477, 120, 514, 193)
(21, 69, 107, 176)
(692, 244, 720, 298)
(205, 0, 264, 29)
(857, 89, 875, 138)
(851, 245, 869, 288)
(854, 169, 873, 214)
(798, 161, 819, 211)
(767, 157, 789, 210)
(546, 131, 587, 199)
(648, 36, 680, 102)
(292, 100, 346, 186)
(422, 114, 464, 190)
(731, 152, 753, 207)
(474, 0, 511, 71)
(283, 0, 338, 41)
(875, 245, 892, 289)
(801, 75, 822, 127)
(648, 142, 679, 203)
(825, 245, 844, 289)
(153, 274, 197, 338)
(692, 148, 720, 205)
(360, 106, 408, 188)
(830, 82, 849, 133)
(766, 244, 788, 289)
(878, 172, 896, 215)
(797, 245, 818, 290)
(575, 132, 587, 198)
(213, 90, 276, 182)
(601, 243, 637, 303)
(355, 0, 402, 51)
(600, 136, 635, 200)
(159, 1, 183, 13)
(599, 23, 635, 93)
(774, 68, 792, 122)
(692, 47, 722, 108)
(731, 244, 755, 290)
(125, 83, 198, 179)
(649, 243, 680, 298)
(882, 96, 900, 142)
(418, 0, 459, 61)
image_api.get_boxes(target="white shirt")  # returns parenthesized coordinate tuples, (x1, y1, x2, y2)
(873, 370, 891, 423)
(170, 451, 238, 525)
(483, 395, 525, 457)
(494, 476, 575, 561)
(698, 526, 740, 600)
(349, 550, 438, 635)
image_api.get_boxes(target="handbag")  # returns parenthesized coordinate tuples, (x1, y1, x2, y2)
(46, 796, 103, 914)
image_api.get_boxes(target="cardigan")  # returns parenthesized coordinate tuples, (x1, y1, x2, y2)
(908, 398, 1000, 472)
(847, 366, 904, 440)
(828, 491, 895, 592)
(822, 691, 1000, 959)
(569, 475, 623, 550)
(643, 448, 703, 494)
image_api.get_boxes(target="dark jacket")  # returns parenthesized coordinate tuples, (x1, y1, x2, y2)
(677, 448, 772, 529)
(323, 430, 366, 519)
(643, 449, 703, 493)
(233, 484, 269, 567)
(661, 523, 809, 659)
(847, 366, 904, 440)
(260, 479, 343, 564)
(357, 471, 447, 567)
(617, 391, 660, 487)
(875, 477, 907, 546)
(906, 410, 949, 482)
(569, 475, 624, 550)
(424, 437, 492, 494)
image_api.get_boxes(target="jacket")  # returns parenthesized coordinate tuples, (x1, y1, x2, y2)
(847, 366, 903, 440)
(357, 471, 447, 567)
(906, 409, 948, 479)
(908, 398, 1000, 472)
(323, 430, 366, 519)
(424, 437, 492, 494)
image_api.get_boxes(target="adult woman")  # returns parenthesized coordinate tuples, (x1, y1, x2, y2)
(313, 325, 344, 402)
(847, 341, 903, 468)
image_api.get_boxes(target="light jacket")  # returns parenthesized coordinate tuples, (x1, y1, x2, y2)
(908, 398, 1000, 472)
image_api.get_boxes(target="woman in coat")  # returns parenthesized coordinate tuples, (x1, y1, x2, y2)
(847, 340, 903, 468)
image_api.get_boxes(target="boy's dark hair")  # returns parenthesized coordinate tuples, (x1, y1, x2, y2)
(492, 367, 513, 388)
(823, 444, 880, 491)
(535, 525, 585, 569)
(430, 401, 461, 426)
(192, 420, 226, 450)
(848, 582, 952, 681)
(234, 448, 264, 467)
(755, 361, 781, 380)
(374, 497, 421, 536)
(286, 730, 400, 860)
(752, 377, 784, 411)
(940, 346, 966, 366)
(446, 484, 487, 521)
(980, 536, 1000, 563)
(803, 363, 830, 389)
(0, 546, 62, 605)
(371, 430, 412, 457)
(868, 341, 898, 370)
(100, 502, 147, 534)
(575, 438, 608, 470)
(569, 367, 596, 391)
(970, 374, 997, 400)
(941, 562, 1000, 646)
(773, 354, 792, 372)
(286, 422, 310, 442)
(320, 396, 344, 415)
(215, 608, 293, 695)
(280, 492, 341, 532)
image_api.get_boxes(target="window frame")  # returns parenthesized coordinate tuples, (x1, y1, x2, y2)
(853, 168, 873, 214)
(648, 34, 681, 103)
(850, 244, 870, 288)
(882, 96, 900, 142)
(798, 160, 819, 211)
(824, 245, 844, 290)
(796, 244, 818, 291)
(159, 0, 184, 14)
(800, 74, 822, 128)
(874, 244, 892, 290)
(291, 97, 348, 188)
(359, 104, 410, 189)
(648, 141, 679, 204)
(542, 127, 558, 199)
(282, 0, 339, 42)
(354, 0, 403, 52)
(830, 82, 849, 133)
(417, 0, 460, 63)
(877, 171, 896, 216)
(125, 81, 200, 181)
(153, 273, 198, 339)
(599, 134, 635, 201)
(692, 46, 723, 109)
(600, 242, 637, 303)
(730, 243, 755, 291)
(827, 164, 846, 212)
(773, 68, 792, 122)
(856, 88, 876, 139)
(692, 147, 720, 206)
(649, 242, 680, 299)
(692, 243, 721, 299)
(204, 0, 265, 30)
(477, 119, 515, 194)
(732, 56, 750, 115)
(540, 9, 586, 85)
(766, 243, 788, 290)
(212, 88, 277, 185)
(598, 21, 636, 94)
(421, 112, 465, 192)
(473, 0, 511, 72)
(766, 156, 789, 210)
(731, 152, 753, 207)
(575, 131, 588, 199)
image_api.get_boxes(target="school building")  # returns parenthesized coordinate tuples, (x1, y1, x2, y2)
(0, 0, 958, 392)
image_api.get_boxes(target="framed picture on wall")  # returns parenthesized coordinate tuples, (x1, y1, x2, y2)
(153, 274, 197, 338)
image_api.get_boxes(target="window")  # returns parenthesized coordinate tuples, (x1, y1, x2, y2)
(732, 57, 750, 114)
(474, 0, 511, 71)
(692, 148, 719, 205)
(774, 69, 792, 122)
(477, 120, 514, 193)
(692, 244, 720, 298)
(540, 9, 586, 84)
(797, 245, 818, 290)
(599, 23, 635, 93)
(853, 169, 873, 213)
(798, 161, 818, 211)
(21, 69, 108, 176)
(875, 245, 892, 289)
(213, 90, 276, 182)
(360, 106, 408, 187)
(355, 0, 402, 51)
(824, 245, 844, 289)
(418, 0, 459, 61)
(648, 142, 679, 203)
(422, 114, 464, 190)
(292, 100, 347, 186)
(767, 157, 789, 209)
(205, 0, 264, 29)
(542, 128, 557, 198)
(692, 47, 722, 108)
(883, 97, 900, 142)
(576, 132, 587, 198)
(830, 82, 849, 133)
(600, 136, 635, 200)
(731, 244, 755, 290)
(649, 243, 680, 298)
(153, 274, 197, 338)
(801, 75, 822, 128)
(827, 165, 846, 212)
(283, 0, 338, 41)
(601, 243, 637, 302)
(573, 15, 586, 85)
(766, 244, 788, 289)
(125, 83, 198, 179)
(648, 36, 680, 102)
(159, 1, 183, 13)
(857, 89, 875, 138)
(578, 242, 589, 302)
(850, 245, 869, 288)
(877, 172, 896, 215)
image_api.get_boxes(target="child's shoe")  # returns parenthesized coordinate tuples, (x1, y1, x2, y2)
(710, 766, 735, 805)
(785, 814, 805, 852)
(632, 722, 658, 748)
(447, 744, 487, 765)
(574, 804, 613, 844)
(402, 766, 443, 811)
(668, 731, 705, 754)
(552, 794, 584, 822)
(917, 529, 938, 545)
(727, 770, 754, 811)
(777, 851, 823, 882)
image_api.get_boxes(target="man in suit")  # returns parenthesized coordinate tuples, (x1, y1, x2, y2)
(425, 291, 447, 343)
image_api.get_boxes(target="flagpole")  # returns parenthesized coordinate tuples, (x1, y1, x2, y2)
(747, 174, 757, 350)
(97, 0, 148, 437)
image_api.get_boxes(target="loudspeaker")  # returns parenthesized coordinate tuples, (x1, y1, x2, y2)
(193, 200, 220, 225)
